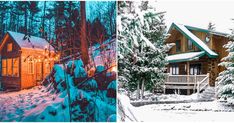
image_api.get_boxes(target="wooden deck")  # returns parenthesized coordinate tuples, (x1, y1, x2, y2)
(164, 73, 209, 94)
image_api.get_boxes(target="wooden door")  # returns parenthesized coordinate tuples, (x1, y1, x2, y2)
(36, 62, 43, 81)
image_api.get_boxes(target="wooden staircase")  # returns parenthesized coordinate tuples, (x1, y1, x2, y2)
(198, 86, 216, 101)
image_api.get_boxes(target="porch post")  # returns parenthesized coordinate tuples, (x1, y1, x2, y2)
(186, 62, 190, 95)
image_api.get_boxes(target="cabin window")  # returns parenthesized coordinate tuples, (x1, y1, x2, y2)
(170, 64, 179, 75)
(28, 61, 34, 74)
(13, 58, 19, 77)
(187, 39, 194, 50)
(7, 43, 13, 52)
(176, 40, 181, 52)
(7, 59, 12, 76)
(2, 59, 7, 76)
(2, 58, 19, 77)
(190, 64, 201, 75)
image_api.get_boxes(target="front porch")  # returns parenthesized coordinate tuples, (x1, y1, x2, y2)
(165, 51, 219, 95)
(164, 73, 209, 95)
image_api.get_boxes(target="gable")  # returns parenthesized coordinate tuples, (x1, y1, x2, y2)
(0, 33, 21, 54)
(168, 23, 218, 58)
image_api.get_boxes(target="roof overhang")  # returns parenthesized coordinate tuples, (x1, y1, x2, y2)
(166, 51, 206, 63)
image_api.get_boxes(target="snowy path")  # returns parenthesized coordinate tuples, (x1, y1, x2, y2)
(134, 101, 234, 122)
(0, 86, 55, 121)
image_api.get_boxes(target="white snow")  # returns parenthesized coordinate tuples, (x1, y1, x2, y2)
(117, 94, 138, 122)
(134, 101, 234, 122)
(0, 86, 58, 121)
(173, 23, 218, 57)
(118, 93, 234, 122)
(7, 31, 54, 51)
(166, 51, 205, 62)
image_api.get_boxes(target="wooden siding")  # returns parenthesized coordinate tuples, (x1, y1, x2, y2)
(20, 48, 55, 89)
(166, 29, 229, 86)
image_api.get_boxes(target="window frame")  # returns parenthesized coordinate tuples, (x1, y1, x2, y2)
(170, 64, 179, 75)
(7, 43, 13, 52)
(2, 59, 7, 76)
(2, 57, 19, 77)
(189, 64, 201, 75)
(175, 40, 181, 52)
(7, 58, 12, 76)
(187, 39, 194, 51)
(12, 57, 19, 77)
(28, 60, 34, 74)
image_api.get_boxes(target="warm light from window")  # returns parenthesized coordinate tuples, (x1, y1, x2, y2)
(7, 43, 12, 52)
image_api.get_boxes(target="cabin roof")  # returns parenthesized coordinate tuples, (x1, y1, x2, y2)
(0, 31, 54, 51)
(168, 23, 218, 58)
(167, 51, 205, 63)
(184, 25, 229, 37)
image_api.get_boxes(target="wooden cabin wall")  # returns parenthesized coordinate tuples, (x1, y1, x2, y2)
(21, 51, 36, 89)
(167, 29, 209, 55)
(20, 49, 55, 89)
(1, 35, 21, 90)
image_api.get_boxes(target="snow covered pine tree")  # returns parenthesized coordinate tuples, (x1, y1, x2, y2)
(216, 25, 234, 104)
(118, 1, 173, 99)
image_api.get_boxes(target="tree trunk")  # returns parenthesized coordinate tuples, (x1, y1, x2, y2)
(141, 79, 145, 99)
(137, 82, 140, 99)
(80, 1, 89, 66)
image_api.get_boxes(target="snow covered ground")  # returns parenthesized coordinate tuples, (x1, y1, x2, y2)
(0, 86, 57, 121)
(134, 102, 234, 122)
(118, 93, 234, 122)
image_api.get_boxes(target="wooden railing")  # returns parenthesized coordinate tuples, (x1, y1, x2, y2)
(165, 73, 209, 94)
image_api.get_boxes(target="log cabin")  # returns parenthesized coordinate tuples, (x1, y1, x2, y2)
(0, 31, 59, 91)
(165, 23, 229, 95)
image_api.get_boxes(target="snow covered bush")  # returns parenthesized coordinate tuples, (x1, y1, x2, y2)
(22, 59, 116, 122)
(216, 28, 234, 104)
(118, 1, 172, 99)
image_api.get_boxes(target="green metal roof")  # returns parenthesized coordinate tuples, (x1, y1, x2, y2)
(168, 23, 218, 58)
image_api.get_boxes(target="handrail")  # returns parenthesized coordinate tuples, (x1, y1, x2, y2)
(166, 74, 207, 77)
(165, 73, 210, 95)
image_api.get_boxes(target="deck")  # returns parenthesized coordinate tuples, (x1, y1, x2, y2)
(164, 73, 209, 94)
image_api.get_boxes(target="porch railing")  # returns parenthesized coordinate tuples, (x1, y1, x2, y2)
(165, 73, 209, 94)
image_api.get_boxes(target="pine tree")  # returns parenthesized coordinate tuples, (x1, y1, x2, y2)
(208, 22, 216, 31)
(216, 26, 234, 103)
(118, 1, 172, 99)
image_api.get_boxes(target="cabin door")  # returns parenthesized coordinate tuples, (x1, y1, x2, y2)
(36, 62, 43, 81)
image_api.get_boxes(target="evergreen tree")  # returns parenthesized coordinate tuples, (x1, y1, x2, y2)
(208, 22, 216, 31)
(216, 25, 234, 103)
(118, 1, 172, 99)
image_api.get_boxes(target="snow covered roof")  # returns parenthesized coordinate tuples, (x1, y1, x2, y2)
(185, 25, 229, 37)
(168, 23, 218, 58)
(1, 31, 54, 51)
(166, 51, 205, 63)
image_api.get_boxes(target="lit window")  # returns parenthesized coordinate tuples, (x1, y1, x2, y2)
(7, 59, 12, 75)
(7, 43, 12, 52)
(28, 61, 34, 74)
(2, 59, 6, 76)
(13, 58, 19, 77)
